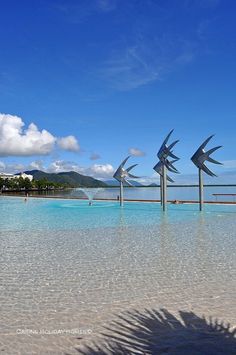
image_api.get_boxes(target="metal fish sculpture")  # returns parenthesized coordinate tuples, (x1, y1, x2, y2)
(113, 156, 139, 206)
(191, 135, 222, 210)
(154, 130, 180, 211)
(191, 135, 222, 177)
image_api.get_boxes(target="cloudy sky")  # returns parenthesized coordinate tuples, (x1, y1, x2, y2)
(0, 0, 236, 183)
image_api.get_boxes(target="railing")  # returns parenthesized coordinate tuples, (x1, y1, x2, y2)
(212, 193, 236, 202)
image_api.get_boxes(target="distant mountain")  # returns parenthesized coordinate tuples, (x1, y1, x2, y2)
(129, 180, 144, 186)
(105, 179, 120, 186)
(24, 170, 107, 188)
(105, 179, 144, 187)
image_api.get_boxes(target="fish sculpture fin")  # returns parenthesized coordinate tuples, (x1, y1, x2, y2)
(166, 160, 179, 173)
(167, 175, 174, 183)
(168, 140, 179, 151)
(198, 135, 214, 151)
(201, 164, 217, 177)
(124, 179, 133, 186)
(162, 129, 174, 145)
(167, 151, 179, 160)
(127, 173, 139, 179)
(207, 157, 222, 165)
(120, 156, 130, 168)
(153, 163, 162, 175)
(170, 159, 179, 164)
(204, 145, 222, 156)
(126, 164, 138, 172)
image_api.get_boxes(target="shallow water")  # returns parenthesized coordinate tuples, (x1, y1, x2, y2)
(1, 196, 236, 231)
(0, 197, 235, 354)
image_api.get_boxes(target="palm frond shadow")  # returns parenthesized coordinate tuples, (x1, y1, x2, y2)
(76, 308, 236, 354)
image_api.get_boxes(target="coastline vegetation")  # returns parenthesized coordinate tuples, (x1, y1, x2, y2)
(0, 177, 67, 192)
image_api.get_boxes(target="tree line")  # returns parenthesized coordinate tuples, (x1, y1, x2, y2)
(0, 177, 67, 191)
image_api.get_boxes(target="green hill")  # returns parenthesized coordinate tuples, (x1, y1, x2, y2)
(24, 170, 107, 188)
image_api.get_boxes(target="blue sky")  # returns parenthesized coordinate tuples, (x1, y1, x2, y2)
(0, 0, 236, 183)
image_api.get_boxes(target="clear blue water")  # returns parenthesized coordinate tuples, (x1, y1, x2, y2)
(1, 196, 236, 231)
(1, 195, 236, 354)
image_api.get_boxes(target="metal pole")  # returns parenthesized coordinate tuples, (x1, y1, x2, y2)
(160, 175, 163, 205)
(199, 168, 203, 211)
(120, 180, 124, 207)
(162, 164, 167, 211)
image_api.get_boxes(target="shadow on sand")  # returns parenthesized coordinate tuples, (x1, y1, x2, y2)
(75, 308, 236, 354)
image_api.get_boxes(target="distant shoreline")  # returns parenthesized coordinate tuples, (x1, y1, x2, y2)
(107, 184, 236, 188)
(94, 184, 236, 188)
(1, 184, 236, 192)
(1, 193, 236, 205)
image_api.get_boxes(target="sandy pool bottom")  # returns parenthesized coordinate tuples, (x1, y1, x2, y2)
(0, 215, 236, 354)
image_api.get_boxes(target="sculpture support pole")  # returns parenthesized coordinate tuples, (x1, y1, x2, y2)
(199, 168, 203, 211)
(160, 175, 163, 205)
(120, 181, 124, 207)
(162, 165, 167, 211)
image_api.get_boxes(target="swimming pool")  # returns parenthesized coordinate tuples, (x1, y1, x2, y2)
(1, 196, 236, 231)
(1, 196, 236, 354)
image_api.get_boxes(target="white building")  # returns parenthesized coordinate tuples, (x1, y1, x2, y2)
(16, 172, 33, 181)
(0, 172, 33, 181)
(0, 173, 15, 180)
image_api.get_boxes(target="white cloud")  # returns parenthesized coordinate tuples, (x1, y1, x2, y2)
(57, 135, 80, 152)
(47, 160, 79, 173)
(0, 158, 113, 178)
(86, 164, 114, 178)
(0, 161, 25, 173)
(2, 159, 114, 178)
(10, 163, 25, 172)
(0, 114, 80, 157)
(129, 147, 146, 157)
(99, 34, 197, 91)
(28, 160, 45, 171)
(0, 114, 56, 157)
(1, 158, 236, 184)
(46, 160, 114, 179)
(0, 161, 6, 170)
(90, 153, 101, 160)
